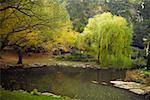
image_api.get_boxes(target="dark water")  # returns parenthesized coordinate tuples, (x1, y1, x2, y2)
(0, 66, 147, 100)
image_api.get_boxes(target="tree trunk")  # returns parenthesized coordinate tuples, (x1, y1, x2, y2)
(0, 42, 5, 59)
(17, 47, 23, 64)
(0, 46, 2, 59)
(145, 42, 149, 57)
(97, 45, 100, 64)
(147, 52, 150, 70)
(0, 49, 2, 59)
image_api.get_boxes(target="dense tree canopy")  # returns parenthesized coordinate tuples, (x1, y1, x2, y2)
(0, 0, 70, 63)
(106, 0, 150, 48)
(0, 0, 68, 50)
(65, 0, 150, 48)
(66, 0, 106, 32)
(77, 13, 133, 67)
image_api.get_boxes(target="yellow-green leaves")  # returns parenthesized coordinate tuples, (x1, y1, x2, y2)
(42, 20, 77, 52)
(79, 12, 133, 67)
(0, 0, 69, 49)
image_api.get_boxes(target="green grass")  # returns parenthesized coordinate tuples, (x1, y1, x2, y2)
(0, 88, 70, 100)
(55, 54, 95, 62)
(55, 54, 134, 69)
(138, 68, 150, 76)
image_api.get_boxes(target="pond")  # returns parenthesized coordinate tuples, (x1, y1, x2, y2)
(0, 66, 147, 100)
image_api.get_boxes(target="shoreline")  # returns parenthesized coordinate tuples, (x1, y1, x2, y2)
(110, 81, 150, 96)
(0, 62, 150, 97)
(0, 61, 132, 70)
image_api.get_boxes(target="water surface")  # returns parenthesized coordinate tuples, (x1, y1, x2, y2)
(0, 66, 146, 100)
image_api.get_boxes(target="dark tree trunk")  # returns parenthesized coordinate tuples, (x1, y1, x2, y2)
(0, 50, 2, 59)
(147, 53, 150, 70)
(17, 47, 23, 64)
(97, 45, 100, 64)
(0, 46, 2, 59)
(0, 43, 5, 59)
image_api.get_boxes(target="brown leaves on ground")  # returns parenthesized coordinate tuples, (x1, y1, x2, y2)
(125, 70, 150, 85)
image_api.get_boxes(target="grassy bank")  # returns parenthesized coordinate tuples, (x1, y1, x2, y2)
(0, 88, 70, 100)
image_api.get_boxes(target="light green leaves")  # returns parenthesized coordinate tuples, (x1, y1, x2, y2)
(79, 12, 133, 67)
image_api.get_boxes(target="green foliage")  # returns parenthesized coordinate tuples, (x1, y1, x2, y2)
(42, 21, 77, 52)
(66, 0, 106, 32)
(133, 57, 146, 66)
(78, 12, 133, 67)
(139, 68, 150, 76)
(0, 0, 69, 49)
(131, 47, 144, 59)
(65, 0, 149, 48)
(106, 0, 150, 48)
(56, 53, 95, 62)
(0, 88, 64, 100)
(30, 89, 41, 95)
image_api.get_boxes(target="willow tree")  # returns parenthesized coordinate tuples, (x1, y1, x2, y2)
(81, 12, 133, 67)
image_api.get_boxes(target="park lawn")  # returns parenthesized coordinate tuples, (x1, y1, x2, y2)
(0, 52, 99, 68)
(0, 88, 67, 100)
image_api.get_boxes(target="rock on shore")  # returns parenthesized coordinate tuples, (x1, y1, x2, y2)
(110, 81, 150, 95)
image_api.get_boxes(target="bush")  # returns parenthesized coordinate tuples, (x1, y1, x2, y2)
(56, 53, 95, 62)
(30, 89, 41, 95)
(133, 57, 146, 67)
